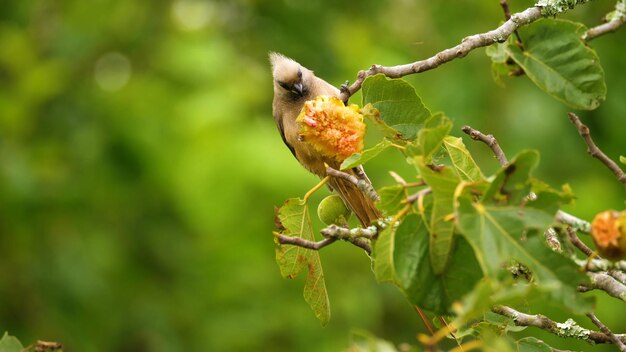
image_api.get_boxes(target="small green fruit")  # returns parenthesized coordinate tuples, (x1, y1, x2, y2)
(317, 195, 351, 226)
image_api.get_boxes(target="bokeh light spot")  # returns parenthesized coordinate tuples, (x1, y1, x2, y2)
(94, 52, 131, 92)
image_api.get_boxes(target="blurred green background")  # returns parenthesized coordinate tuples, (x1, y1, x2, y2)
(0, 1, 624, 351)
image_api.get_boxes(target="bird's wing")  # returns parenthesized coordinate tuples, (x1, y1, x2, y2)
(275, 113, 297, 158)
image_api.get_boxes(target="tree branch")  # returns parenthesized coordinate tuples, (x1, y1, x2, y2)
(583, 0, 626, 41)
(566, 226, 594, 257)
(276, 222, 381, 255)
(573, 258, 626, 272)
(567, 112, 626, 190)
(492, 305, 626, 345)
(462, 125, 508, 166)
(555, 210, 591, 233)
(586, 312, 626, 351)
(339, 6, 544, 101)
(326, 166, 380, 201)
(579, 272, 626, 302)
(276, 234, 336, 250)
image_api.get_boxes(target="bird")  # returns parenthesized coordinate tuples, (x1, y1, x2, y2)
(269, 52, 380, 227)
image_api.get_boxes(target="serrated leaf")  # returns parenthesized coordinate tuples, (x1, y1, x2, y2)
(443, 136, 485, 182)
(0, 332, 23, 352)
(376, 184, 406, 217)
(275, 198, 330, 325)
(275, 199, 311, 278)
(415, 162, 459, 274)
(362, 75, 431, 140)
(341, 139, 391, 170)
(506, 19, 606, 110)
(374, 214, 482, 314)
(456, 197, 592, 314)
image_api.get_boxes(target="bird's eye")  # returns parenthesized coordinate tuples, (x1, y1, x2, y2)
(297, 70, 302, 79)
(278, 81, 290, 90)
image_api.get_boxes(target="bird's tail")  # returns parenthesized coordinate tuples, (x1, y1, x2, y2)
(329, 173, 381, 227)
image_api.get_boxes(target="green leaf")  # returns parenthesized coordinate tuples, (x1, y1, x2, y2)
(362, 74, 431, 140)
(361, 104, 405, 141)
(392, 214, 482, 314)
(376, 184, 406, 217)
(514, 337, 555, 352)
(275, 198, 330, 325)
(486, 42, 509, 64)
(341, 139, 391, 170)
(443, 136, 485, 182)
(456, 197, 592, 314)
(415, 161, 459, 274)
(482, 150, 538, 205)
(348, 330, 402, 352)
(453, 279, 533, 324)
(506, 19, 606, 110)
(620, 155, 626, 165)
(372, 225, 398, 284)
(275, 199, 310, 279)
(0, 332, 23, 352)
(414, 113, 453, 163)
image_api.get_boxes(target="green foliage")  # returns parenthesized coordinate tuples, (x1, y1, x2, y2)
(442, 136, 485, 182)
(2, 1, 625, 351)
(0, 333, 22, 352)
(361, 75, 431, 140)
(347, 330, 404, 352)
(341, 139, 392, 170)
(413, 162, 458, 274)
(275, 198, 330, 326)
(506, 19, 606, 110)
(374, 214, 481, 313)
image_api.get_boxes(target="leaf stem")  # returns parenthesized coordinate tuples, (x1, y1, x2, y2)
(303, 176, 330, 202)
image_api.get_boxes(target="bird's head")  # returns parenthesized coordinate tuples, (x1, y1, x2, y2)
(270, 52, 311, 98)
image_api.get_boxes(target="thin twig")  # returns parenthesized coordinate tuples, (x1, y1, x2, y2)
(339, 6, 545, 101)
(583, 0, 626, 41)
(415, 306, 436, 336)
(568, 112, 626, 190)
(499, 0, 512, 20)
(461, 125, 508, 166)
(405, 188, 432, 204)
(586, 312, 626, 351)
(499, 0, 523, 44)
(326, 166, 380, 201)
(492, 305, 626, 345)
(566, 226, 594, 257)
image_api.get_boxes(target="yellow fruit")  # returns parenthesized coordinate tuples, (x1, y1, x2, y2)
(296, 95, 365, 162)
(317, 195, 351, 226)
(590, 210, 626, 261)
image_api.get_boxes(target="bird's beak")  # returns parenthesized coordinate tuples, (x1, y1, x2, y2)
(293, 82, 304, 96)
